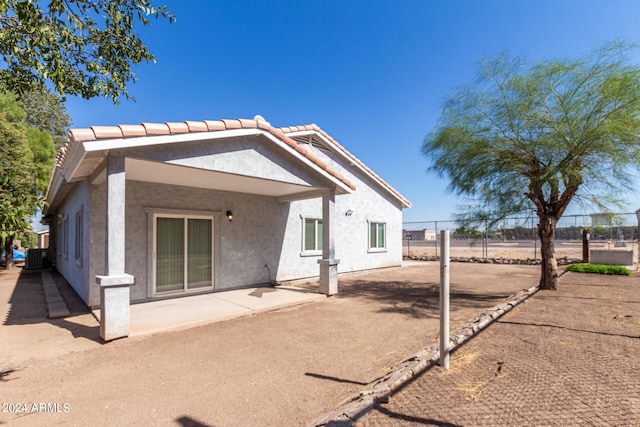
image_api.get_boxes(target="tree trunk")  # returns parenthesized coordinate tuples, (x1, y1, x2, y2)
(538, 215, 558, 290)
(4, 235, 14, 270)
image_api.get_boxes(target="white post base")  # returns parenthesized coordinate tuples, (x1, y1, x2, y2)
(96, 274, 134, 341)
(318, 259, 339, 296)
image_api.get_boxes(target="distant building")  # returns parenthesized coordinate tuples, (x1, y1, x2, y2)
(403, 229, 436, 241)
(37, 230, 49, 249)
(590, 213, 617, 226)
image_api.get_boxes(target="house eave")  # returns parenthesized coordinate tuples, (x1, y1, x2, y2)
(46, 127, 354, 209)
(285, 129, 412, 209)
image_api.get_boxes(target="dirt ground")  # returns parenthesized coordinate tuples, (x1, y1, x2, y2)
(1, 262, 540, 426)
(358, 271, 640, 426)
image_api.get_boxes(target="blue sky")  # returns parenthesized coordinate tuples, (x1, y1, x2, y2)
(64, 0, 640, 222)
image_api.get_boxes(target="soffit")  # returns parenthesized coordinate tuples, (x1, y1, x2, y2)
(124, 158, 317, 197)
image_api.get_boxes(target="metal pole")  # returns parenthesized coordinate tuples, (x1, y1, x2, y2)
(582, 228, 590, 263)
(440, 229, 450, 370)
(532, 209, 537, 259)
(532, 209, 534, 258)
(484, 220, 488, 258)
(435, 221, 438, 258)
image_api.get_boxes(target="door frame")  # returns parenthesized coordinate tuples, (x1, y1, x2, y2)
(146, 208, 220, 298)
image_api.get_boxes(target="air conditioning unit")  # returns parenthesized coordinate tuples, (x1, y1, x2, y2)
(25, 249, 47, 270)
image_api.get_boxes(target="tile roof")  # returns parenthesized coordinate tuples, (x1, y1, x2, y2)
(60, 116, 354, 191)
(54, 116, 410, 207)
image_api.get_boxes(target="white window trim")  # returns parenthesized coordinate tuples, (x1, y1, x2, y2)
(367, 219, 387, 253)
(146, 208, 218, 297)
(300, 215, 322, 256)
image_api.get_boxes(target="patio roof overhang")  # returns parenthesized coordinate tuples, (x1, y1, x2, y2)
(45, 124, 355, 213)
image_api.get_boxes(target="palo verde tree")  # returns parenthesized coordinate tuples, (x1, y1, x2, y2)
(423, 42, 640, 290)
(0, 0, 175, 103)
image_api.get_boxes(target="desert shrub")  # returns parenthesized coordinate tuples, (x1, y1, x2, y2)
(566, 264, 632, 275)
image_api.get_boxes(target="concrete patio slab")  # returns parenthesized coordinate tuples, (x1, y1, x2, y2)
(92, 285, 326, 337)
(213, 285, 325, 311)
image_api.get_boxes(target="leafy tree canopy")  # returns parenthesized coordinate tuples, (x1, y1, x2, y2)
(0, 0, 175, 103)
(423, 41, 640, 289)
(17, 84, 71, 148)
(0, 93, 39, 243)
(0, 91, 57, 267)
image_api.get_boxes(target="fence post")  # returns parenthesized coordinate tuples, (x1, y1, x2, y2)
(435, 221, 438, 258)
(440, 229, 450, 370)
(582, 228, 590, 263)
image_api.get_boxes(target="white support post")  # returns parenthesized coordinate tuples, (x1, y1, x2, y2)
(440, 229, 450, 369)
(96, 156, 134, 341)
(318, 189, 339, 295)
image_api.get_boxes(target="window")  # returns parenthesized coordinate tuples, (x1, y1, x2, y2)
(75, 210, 83, 261)
(59, 217, 69, 258)
(369, 221, 386, 250)
(302, 218, 322, 253)
(155, 215, 213, 293)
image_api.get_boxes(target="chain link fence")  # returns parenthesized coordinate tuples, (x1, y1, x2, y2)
(402, 212, 640, 260)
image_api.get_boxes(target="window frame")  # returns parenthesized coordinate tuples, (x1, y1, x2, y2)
(301, 216, 323, 256)
(59, 216, 69, 259)
(368, 220, 387, 252)
(74, 208, 83, 265)
(151, 212, 215, 296)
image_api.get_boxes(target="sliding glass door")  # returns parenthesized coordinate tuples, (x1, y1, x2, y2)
(155, 215, 213, 294)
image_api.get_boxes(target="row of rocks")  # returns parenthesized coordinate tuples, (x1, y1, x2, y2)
(311, 285, 540, 426)
(403, 255, 582, 266)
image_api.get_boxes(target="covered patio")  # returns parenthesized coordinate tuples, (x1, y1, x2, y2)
(92, 284, 326, 337)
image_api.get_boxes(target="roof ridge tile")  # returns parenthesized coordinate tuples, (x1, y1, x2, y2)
(91, 126, 122, 140)
(221, 119, 242, 129)
(142, 122, 171, 135)
(184, 121, 208, 132)
(203, 120, 226, 131)
(118, 124, 147, 138)
(69, 128, 96, 143)
(238, 118, 258, 128)
(166, 122, 189, 134)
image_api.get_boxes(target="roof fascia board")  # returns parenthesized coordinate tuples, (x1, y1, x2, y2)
(285, 129, 411, 208)
(43, 171, 64, 214)
(63, 138, 88, 182)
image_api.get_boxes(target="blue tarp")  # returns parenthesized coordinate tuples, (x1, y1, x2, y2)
(13, 248, 25, 260)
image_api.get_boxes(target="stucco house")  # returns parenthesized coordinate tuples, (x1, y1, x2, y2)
(44, 115, 411, 340)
